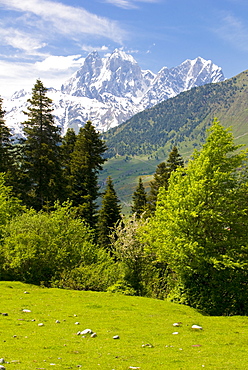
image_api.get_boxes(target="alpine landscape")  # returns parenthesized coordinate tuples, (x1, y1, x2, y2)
(1, 1, 248, 369)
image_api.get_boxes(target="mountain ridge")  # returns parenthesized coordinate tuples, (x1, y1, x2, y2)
(3, 49, 224, 137)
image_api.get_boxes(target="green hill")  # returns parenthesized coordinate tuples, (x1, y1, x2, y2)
(1, 281, 248, 369)
(100, 70, 248, 211)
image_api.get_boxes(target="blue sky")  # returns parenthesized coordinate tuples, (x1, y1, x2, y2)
(0, 0, 248, 97)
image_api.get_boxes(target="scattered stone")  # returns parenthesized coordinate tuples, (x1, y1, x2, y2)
(80, 329, 92, 335)
(13, 335, 17, 338)
(24, 291, 29, 294)
(113, 335, 120, 339)
(31, 319, 36, 322)
(55, 320, 60, 323)
(74, 314, 77, 317)
(173, 322, 182, 327)
(74, 322, 80, 325)
(2, 313, 8, 316)
(129, 367, 140, 369)
(142, 343, 153, 348)
(192, 344, 202, 347)
(22, 309, 31, 313)
(192, 325, 203, 330)
(0, 359, 4, 364)
(172, 332, 179, 335)
(91, 332, 97, 338)
(38, 323, 44, 327)
(76, 331, 81, 335)
(0, 365, 5, 370)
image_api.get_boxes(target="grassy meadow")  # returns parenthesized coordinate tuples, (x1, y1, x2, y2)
(0, 281, 247, 369)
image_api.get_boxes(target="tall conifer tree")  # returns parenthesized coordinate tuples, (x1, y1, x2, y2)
(0, 96, 15, 177)
(131, 177, 147, 218)
(19, 79, 63, 210)
(97, 176, 122, 251)
(149, 146, 184, 213)
(70, 121, 107, 227)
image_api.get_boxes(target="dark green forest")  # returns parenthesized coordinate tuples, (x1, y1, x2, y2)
(0, 79, 247, 316)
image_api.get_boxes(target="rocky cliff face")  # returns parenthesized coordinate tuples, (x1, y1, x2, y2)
(3, 49, 225, 136)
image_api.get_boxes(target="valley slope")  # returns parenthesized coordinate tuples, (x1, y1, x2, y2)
(101, 70, 248, 211)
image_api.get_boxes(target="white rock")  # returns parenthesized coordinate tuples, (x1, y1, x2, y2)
(0, 359, 4, 364)
(74, 322, 80, 325)
(0, 365, 5, 370)
(192, 325, 203, 330)
(38, 323, 44, 327)
(80, 329, 92, 335)
(55, 320, 60, 323)
(113, 335, 120, 339)
(22, 309, 31, 312)
(173, 323, 181, 327)
(172, 332, 179, 335)
(91, 332, 97, 338)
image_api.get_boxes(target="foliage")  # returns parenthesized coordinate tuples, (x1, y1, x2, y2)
(97, 176, 122, 251)
(0, 97, 15, 177)
(142, 119, 248, 315)
(2, 202, 96, 285)
(131, 177, 147, 217)
(69, 121, 107, 227)
(52, 248, 120, 291)
(148, 146, 184, 213)
(19, 80, 63, 210)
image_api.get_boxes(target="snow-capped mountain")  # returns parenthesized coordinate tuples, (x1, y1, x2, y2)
(3, 49, 224, 136)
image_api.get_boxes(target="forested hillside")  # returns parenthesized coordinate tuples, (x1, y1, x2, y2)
(103, 70, 248, 158)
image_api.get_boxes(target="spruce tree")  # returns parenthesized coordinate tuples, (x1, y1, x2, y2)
(70, 121, 107, 227)
(0, 97, 15, 177)
(19, 79, 63, 210)
(131, 177, 147, 218)
(61, 128, 77, 200)
(97, 176, 122, 251)
(149, 146, 184, 213)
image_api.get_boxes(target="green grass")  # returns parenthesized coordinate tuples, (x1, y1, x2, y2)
(1, 281, 247, 369)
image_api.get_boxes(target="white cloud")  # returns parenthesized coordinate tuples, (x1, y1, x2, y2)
(81, 45, 109, 53)
(0, 0, 126, 43)
(215, 13, 248, 52)
(35, 55, 85, 71)
(0, 27, 46, 53)
(104, 0, 160, 9)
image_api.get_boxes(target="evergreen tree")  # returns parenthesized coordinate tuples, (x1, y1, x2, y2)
(149, 146, 184, 213)
(131, 177, 147, 218)
(97, 176, 122, 251)
(0, 97, 15, 178)
(70, 121, 107, 227)
(61, 128, 77, 200)
(19, 80, 63, 210)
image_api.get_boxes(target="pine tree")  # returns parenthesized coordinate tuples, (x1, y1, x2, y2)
(0, 97, 15, 177)
(97, 176, 122, 251)
(149, 146, 184, 213)
(131, 177, 147, 218)
(70, 121, 107, 227)
(61, 128, 77, 200)
(19, 79, 63, 210)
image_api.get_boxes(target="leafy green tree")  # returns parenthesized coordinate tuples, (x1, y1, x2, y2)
(97, 176, 122, 251)
(70, 121, 107, 227)
(19, 79, 63, 210)
(143, 119, 248, 315)
(2, 202, 96, 285)
(131, 177, 147, 217)
(149, 146, 184, 213)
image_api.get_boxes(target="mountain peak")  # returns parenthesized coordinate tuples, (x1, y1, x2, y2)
(4, 50, 225, 135)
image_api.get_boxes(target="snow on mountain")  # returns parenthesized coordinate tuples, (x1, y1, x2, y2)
(3, 50, 225, 136)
